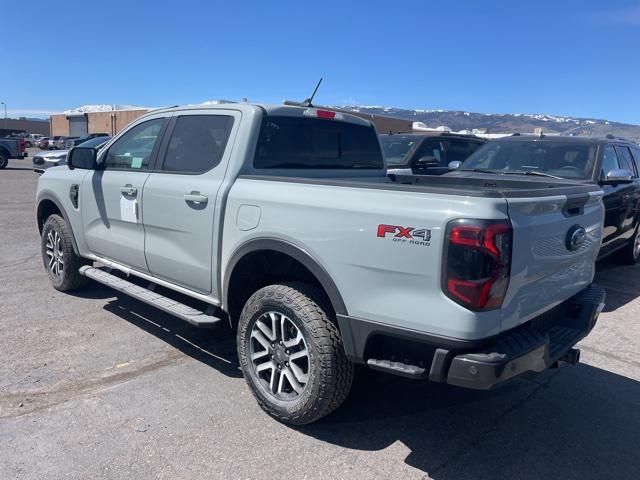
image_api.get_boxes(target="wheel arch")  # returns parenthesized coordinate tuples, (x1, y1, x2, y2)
(224, 238, 347, 321)
(36, 194, 80, 255)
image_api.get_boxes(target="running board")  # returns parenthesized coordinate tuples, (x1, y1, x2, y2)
(367, 358, 428, 379)
(79, 266, 223, 328)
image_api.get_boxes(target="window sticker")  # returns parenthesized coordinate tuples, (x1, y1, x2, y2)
(130, 157, 143, 169)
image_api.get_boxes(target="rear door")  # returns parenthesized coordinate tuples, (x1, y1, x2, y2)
(142, 110, 239, 295)
(81, 116, 167, 271)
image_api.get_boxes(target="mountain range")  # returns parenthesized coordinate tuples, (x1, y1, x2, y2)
(335, 106, 640, 142)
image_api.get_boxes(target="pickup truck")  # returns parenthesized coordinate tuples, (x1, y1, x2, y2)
(36, 103, 606, 425)
(0, 137, 27, 168)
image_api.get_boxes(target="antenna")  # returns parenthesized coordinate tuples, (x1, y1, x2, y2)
(283, 77, 323, 107)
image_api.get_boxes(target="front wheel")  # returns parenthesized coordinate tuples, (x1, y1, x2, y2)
(618, 227, 640, 265)
(237, 283, 354, 425)
(41, 214, 88, 291)
(0, 152, 8, 169)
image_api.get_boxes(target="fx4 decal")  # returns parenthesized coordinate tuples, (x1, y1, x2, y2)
(377, 224, 432, 246)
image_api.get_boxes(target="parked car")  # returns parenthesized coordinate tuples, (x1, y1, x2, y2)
(64, 133, 109, 149)
(33, 135, 111, 173)
(381, 132, 485, 175)
(455, 135, 640, 263)
(0, 137, 27, 168)
(24, 134, 44, 148)
(37, 137, 51, 149)
(36, 103, 605, 424)
(50, 136, 67, 149)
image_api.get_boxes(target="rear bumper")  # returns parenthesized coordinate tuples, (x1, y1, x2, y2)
(446, 284, 605, 389)
(338, 284, 605, 389)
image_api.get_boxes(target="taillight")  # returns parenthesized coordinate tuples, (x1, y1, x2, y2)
(19, 139, 26, 152)
(443, 219, 512, 311)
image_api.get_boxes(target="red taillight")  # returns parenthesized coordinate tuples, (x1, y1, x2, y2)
(19, 139, 26, 152)
(443, 219, 512, 310)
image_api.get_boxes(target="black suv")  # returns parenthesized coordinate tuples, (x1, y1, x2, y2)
(457, 135, 640, 263)
(380, 132, 485, 175)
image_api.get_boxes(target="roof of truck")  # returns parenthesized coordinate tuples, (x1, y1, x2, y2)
(146, 102, 374, 128)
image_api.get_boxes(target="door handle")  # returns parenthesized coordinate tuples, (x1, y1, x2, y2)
(184, 192, 208, 204)
(120, 184, 137, 196)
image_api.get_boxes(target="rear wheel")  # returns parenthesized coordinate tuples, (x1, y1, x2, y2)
(618, 227, 640, 265)
(237, 282, 354, 425)
(0, 152, 8, 169)
(41, 215, 88, 291)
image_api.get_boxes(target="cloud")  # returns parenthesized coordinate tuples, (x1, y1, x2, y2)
(582, 5, 640, 26)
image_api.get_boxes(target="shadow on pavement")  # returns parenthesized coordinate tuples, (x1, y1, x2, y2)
(595, 258, 640, 312)
(297, 365, 639, 479)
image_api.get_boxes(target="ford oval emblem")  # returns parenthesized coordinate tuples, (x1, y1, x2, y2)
(566, 225, 587, 251)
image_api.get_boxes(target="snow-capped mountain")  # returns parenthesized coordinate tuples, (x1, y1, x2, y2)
(335, 106, 640, 141)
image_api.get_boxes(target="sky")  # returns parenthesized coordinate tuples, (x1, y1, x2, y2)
(1, 0, 639, 124)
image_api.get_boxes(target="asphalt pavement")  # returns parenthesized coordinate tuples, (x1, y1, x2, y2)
(1, 153, 639, 479)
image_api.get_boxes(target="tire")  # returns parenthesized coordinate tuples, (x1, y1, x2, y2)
(0, 152, 8, 169)
(41, 214, 88, 291)
(617, 226, 640, 265)
(237, 282, 354, 425)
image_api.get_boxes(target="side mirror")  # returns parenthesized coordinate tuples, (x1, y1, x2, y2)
(448, 161, 462, 171)
(416, 155, 440, 167)
(601, 168, 633, 185)
(67, 147, 98, 170)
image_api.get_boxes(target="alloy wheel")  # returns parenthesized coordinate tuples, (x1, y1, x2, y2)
(45, 229, 64, 278)
(249, 311, 310, 400)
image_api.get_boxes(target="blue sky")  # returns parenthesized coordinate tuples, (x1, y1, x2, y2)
(1, 0, 639, 124)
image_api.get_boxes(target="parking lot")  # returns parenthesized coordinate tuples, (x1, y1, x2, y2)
(0, 152, 639, 480)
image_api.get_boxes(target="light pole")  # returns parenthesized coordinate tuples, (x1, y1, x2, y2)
(0, 102, 5, 130)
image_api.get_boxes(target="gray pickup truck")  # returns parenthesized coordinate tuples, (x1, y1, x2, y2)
(0, 137, 27, 168)
(36, 103, 605, 424)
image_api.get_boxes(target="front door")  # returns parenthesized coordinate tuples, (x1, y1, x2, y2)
(81, 117, 167, 272)
(142, 111, 238, 295)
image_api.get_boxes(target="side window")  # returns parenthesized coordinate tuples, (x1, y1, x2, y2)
(161, 115, 234, 173)
(415, 140, 446, 166)
(615, 146, 638, 177)
(600, 145, 620, 180)
(103, 119, 165, 170)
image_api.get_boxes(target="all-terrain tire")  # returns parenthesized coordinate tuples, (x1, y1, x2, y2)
(617, 226, 640, 265)
(41, 214, 88, 291)
(237, 282, 354, 425)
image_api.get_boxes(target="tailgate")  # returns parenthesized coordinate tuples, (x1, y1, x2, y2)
(500, 189, 604, 332)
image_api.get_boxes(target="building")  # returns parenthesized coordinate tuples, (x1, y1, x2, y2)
(0, 118, 50, 136)
(50, 106, 150, 137)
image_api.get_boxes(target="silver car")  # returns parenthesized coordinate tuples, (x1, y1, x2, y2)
(33, 136, 111, 173)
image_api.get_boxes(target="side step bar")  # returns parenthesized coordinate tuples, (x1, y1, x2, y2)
(79, 266, 223, 328)
(367, 358, 428, 379)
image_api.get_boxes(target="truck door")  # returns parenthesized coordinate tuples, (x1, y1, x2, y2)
(599, 145, 629, 252)
(615, 145, 640, 239)
(141, 110, 239, 296)
(81, 116, 168, 272)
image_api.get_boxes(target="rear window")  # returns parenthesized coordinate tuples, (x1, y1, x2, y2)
(253, 116, 383, 169)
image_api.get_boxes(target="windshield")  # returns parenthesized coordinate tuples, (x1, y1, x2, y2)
(461, 140, 598, 180)
(78, 136, 111, 148)
(380, 135, 420, 166)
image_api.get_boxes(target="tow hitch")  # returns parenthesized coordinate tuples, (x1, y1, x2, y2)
(560, 348, 581, 365)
